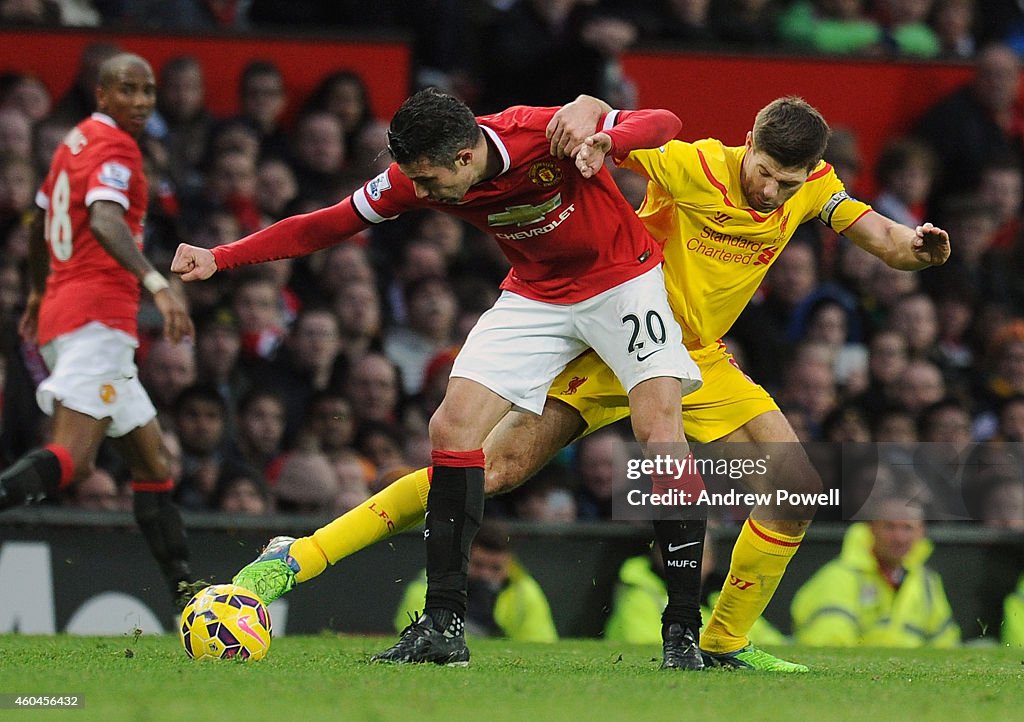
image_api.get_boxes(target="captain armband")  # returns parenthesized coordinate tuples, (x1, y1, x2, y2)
(817, 191, 851, 228)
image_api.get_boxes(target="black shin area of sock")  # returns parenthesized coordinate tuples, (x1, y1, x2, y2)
(654, 517, 707, 632)
(133, 490, 192, 592)
(0, 448, 63, 508)
(423, 464, 484, 626)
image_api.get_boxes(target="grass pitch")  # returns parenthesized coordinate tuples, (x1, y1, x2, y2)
(0, 634, 1020, 721)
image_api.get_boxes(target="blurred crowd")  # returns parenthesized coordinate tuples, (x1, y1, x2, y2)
(0, 2, 1022, 535)
(5, 2, 1024, 108)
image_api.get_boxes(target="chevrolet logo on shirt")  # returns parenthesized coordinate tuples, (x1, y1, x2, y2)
(488, 193, 562, 227)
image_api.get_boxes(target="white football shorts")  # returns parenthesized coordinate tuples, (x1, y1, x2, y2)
(37, 321, 157, 438)
(451, 265, 701, 414)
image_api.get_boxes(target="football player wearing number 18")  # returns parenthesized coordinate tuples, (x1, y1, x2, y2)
(172, 89, 706, 668)
(0, 54, 197, 608)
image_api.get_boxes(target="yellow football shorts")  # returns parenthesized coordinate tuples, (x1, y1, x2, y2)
(549, 340, 778, 443)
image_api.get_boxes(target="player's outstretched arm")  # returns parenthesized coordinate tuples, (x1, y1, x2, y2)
(90, 200, 194, 343)
(843, 211, 951, 271)
(179, 198, 371, 274)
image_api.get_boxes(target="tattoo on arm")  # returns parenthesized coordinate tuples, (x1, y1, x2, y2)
(89, 200, 155, 280)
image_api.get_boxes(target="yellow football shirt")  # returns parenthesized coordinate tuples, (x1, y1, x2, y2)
(620, 139, 872, 348)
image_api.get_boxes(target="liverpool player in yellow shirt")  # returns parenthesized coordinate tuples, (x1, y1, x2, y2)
(232, 96, 950, 672)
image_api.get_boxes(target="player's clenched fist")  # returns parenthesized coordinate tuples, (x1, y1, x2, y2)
(171, 243, 217, 281)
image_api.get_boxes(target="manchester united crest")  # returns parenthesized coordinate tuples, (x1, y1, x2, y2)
(99, 383, 117, 404)
(528, 161, 562, 188)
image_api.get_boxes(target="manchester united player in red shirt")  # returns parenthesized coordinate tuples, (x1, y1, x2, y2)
(0, 54, 196, 607)
(172, 88, 706, 666)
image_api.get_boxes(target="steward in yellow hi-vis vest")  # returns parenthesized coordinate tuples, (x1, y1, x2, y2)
(1002, 574, 1024, 646)
(791, 523, 959, 647)
(395, 560, 558, 643)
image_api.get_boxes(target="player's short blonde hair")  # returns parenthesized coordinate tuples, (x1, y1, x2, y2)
(97, 53, 153, 88)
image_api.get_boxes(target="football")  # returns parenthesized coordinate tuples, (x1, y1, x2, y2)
(179, 583, 272, 661)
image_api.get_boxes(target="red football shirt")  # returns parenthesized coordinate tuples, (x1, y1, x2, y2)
(214, 106, 668, 304)
(35, 113, 147, 346)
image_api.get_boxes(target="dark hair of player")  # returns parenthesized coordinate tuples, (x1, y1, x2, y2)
(387, 87, 481, 168)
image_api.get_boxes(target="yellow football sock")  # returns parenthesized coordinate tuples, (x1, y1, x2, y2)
(289, 467, 432, 583)
(701, 517, 804, 654)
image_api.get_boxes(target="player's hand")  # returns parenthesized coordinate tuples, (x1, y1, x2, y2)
(17, 291, 41, 343)
(153, 288, 195, 344)
(170, 243, 217, 281)
(547, 97, 604, 159)
(575, 133, 613, 178)
(911, 223, 951, 266)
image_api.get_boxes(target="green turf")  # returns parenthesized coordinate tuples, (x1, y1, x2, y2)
(0, 634, 1020, 721)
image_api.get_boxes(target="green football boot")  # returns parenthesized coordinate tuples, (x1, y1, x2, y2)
(232, 536, 300, 605)
(702, 645, 809, 673)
